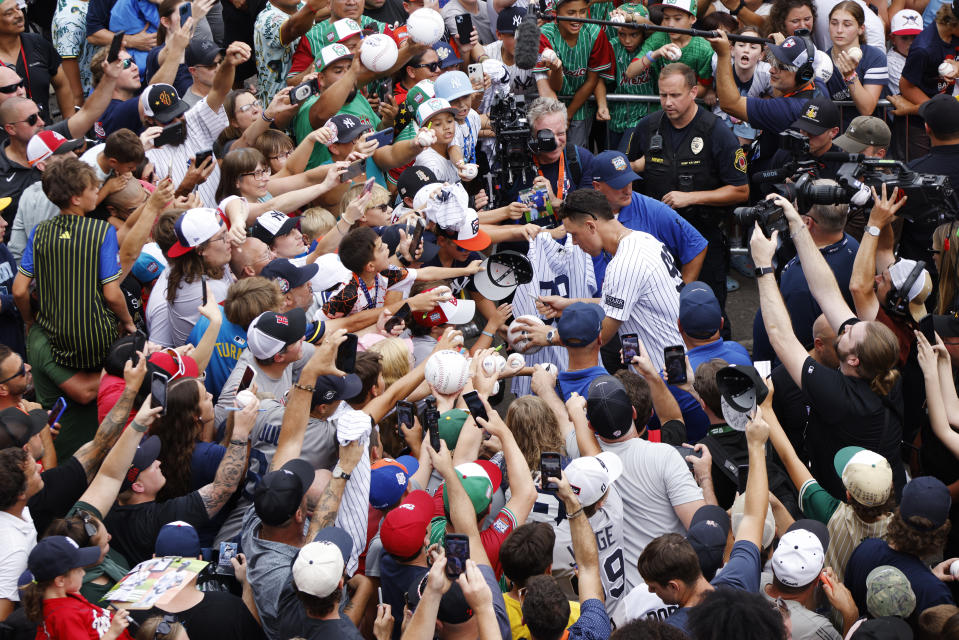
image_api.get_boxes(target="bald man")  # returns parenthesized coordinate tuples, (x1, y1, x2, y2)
(230, 237, 275, 279)
(102, 177, 148, 232)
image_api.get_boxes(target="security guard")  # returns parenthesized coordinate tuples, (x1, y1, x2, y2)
(626, 62, 748, 321)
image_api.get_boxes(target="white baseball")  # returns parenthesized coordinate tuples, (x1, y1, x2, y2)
(664, 44, 682, 61)
(506, 315, 545, 355)
(813, 49, 834, 83)
(951, 560, 959, 579)
(459, 163, 478, 180)
(235, 389, 256, 409)
(940, 61, 957, 78)
(540, 363, 559, 376)
(540, 48, 557, 64)
(360, 34, 399, 73)
(483, 354, 507, 375)
(425, 349, 471, 395)
(406, 8, 445, 45)
(492, 381, 500, 395)
(506, 353, 525, 370)
(415, 127, 437, 148)
(846, 46, 862, 64)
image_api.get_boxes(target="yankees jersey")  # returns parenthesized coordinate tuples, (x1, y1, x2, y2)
(511, 233, 596, 397)
(482, 40, 542, 102)
(601, 231, 682, 371)
(321, 268, 416, 319)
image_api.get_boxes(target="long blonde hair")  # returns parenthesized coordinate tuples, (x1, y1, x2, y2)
(368, 338, 411, 387)
(934, 222, 959, 315)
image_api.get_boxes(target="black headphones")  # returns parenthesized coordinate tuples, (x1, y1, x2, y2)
(887, 259, 927, 318)
(791, 29, 817, 86)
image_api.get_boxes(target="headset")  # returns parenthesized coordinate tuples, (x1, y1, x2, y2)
(887, 259, 927, 318)
(791, 29, 817, 86)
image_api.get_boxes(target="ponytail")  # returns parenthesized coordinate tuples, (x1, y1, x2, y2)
(20, 580, 49, 623)
(870, 368, 901, 397)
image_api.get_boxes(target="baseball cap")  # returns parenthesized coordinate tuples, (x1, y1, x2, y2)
(131, 243, 167, 285)
(435, 70, 478, 102)
(310, 252, 353, 295)
(433, 41, 462, 69)
(0, 408, 47, 449)
(254, 458, 315, 526)
(679, 281, 722, 339)
(246, 308, 308, 360)
(715, 364, 768, 430)
(380, 490, 434, 557)
(154, 521, 201, 557)
(659, 0, 696, 16)
(26, 130, 84, 166)
(370, 456, 419, 509)
(848, 616, 914, 639)
(497, 6, 526, 33)
(415, 288, 476, 327)
(899, 475, 951, 530)
(834, 446, 893, 507)
(318, 43, 354, 71)
(686, 504, 731, 580)
(312, 373, 363, 406)
(27, 536, 101, 582)
(592, 150, 640, 189)
(327, 112, 371, 142)
(791, 96, 840, 136)
(122, 435, 161, 492)
(834, 116, 892, 153)
(331, 17, 362, 42)
(438, 408, 469, 450)
(140, 83, 189, 124)
(890, 9, 923, 35)
(932, 313, 959, 339)
(586, 375, 633, 439)
(293, 541, 344, 597)
(251, 211, 301, 246)
(919, 93, 959, 137)
(471, 251, 533, 302)
(415, 97, 457, 126)
(404, 80, 436, 110)
(433, 207, 491, 251)
(441, 460, 502, 515)
(315, 526, 354, 565)
(565, 451, 623, 506)
(148, 349, 200, 380)
(261, 258, 319, 296)
(167, 208, 224, 257)
(557, 302, 605, 347)
(397, 165, 438, 202)
(184, 39, 222, 67)
(887, 258, 931, 322)
(771, 528, 824, 588)
(380, 224, 439, 264)
(768, 36, 814, 70)
(731, 491, 777, 548)
(786, 518, 830, 552)
(867, 565, 916, 618)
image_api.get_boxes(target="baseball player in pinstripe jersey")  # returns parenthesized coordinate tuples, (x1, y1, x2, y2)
(517, 189, 682, 371)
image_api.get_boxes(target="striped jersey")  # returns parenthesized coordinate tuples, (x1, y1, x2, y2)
(289, 15, 385, 77)
(601, 231, 682, 371)
(635, 32, 714, 88)
(609, 34, 657, 133)
(533, 23, 615, 121)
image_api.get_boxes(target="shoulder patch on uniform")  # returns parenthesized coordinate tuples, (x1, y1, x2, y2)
(604, 295, 625, 309)
(734, 147, 747, 173)
(492, 518, 509, 533)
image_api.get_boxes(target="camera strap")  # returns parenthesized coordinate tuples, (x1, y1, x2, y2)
(536, 149, 569, 200)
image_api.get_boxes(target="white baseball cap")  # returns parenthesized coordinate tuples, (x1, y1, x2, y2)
(414, 288, 476, 327)
(890, 9, 922, 35)
(251, 210, 300, 245)
(292, 541, 344, 597)
(424, 349, 471, 395)
(26, 130, 84, 166)
(834, 446, 893, 507)
(319, 43, 353, 71)
(311, 252, 353, 298)
(564, 452, 623, 507)
(415, 97, 456, 126)
(331, 17, 362, 42)
(168, 208, 224, 257)
(730, 491, 776, 549)
(421, 184, 491, 251)
(771, 529, 825, 588)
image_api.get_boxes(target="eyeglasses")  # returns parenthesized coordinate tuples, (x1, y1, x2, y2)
(369, 203, 389, 212)
(207, 231, 231, 247)
(414, 61, 441, 72)
(154, 614, 179, 640)
(12, 112, 39, 126)
(0, 361, 25, 384)
(76, 510, 98, 538)
(269, 150, 292, 161)
(0, 80, 22, 94)
(236, 102, 259, 114)
(241, 168, 271, 179)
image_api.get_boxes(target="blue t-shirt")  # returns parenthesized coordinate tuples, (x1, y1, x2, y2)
(567, 598, 611, 640)
(188, 310, 247, 402)
(688, 338, 752, 370)
(145, 45, 192, 97)
(191, 441, 225, 488)
(666, 539, 761, 633)
(616, 191, 708, 268)
(379, 554, 429, 639)
(97, 97, 144, 140)
(825, 44, 887, 122)
(21, 221, 119, 282)
(557, 365, 609, 401)
(902, 22, 959, 98)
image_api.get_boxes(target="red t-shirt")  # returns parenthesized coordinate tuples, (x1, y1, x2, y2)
(38, 593, 135, 640)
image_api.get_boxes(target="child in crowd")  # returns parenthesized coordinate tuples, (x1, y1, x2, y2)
(435, 71, 488, 182)
(713, 25, 771, 145)
(607, 3, 652, 152)
(627, 0, 713, 96)
(887, 9, 923, 95)
(300, 206, 337, 247)
(412, 98, 462, 184)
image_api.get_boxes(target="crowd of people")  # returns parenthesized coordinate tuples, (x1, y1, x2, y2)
(0, 0, 958, 636)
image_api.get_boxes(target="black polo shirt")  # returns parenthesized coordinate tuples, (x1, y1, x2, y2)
(17, 34, 62, 125)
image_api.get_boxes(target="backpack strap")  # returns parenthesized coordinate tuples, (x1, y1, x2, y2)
(565, 142, 582, 188)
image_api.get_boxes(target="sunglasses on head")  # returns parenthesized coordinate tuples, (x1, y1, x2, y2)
(154, 614, 178, 640)
(414, 61, 441, 71)
(0, 79, 21, 94)
(76, 510, 98, 538)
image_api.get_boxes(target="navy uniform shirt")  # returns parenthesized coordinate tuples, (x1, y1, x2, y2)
(901, 21, 959, 98)
(745, 81, 827, 170)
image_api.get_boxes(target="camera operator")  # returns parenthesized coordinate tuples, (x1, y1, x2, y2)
(752, 192, 907, 501)
(832, 115, 891, 241)
(764, 96, 845, 186)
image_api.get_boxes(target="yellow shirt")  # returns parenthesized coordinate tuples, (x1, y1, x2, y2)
(504, 593, 581, 640)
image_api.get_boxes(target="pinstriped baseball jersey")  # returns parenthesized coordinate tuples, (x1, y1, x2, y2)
(510, 233, 596, 397)
(534, 22, 615, 121)
(601, 231, 682, 371)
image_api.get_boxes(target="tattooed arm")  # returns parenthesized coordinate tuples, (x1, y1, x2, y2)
(198, 396, 259, 518)
(305, 440, 365, 540)
(74, 355, 149, 483)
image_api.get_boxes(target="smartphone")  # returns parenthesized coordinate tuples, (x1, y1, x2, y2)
(200, 275, 207, 306)
(424, 397, 440, 451)
(151, 371, 169, 415)
(919, 314, 937, 344)
(336, 333, 359, 374)
(737, 464, 749, 494)
(455, 13, 473, 45)
(367, 127, 394, 148)
(193, 149, 213, 167)
(445, 534, 469, 578)
(540, 451, 561, 491)
(216, 541, 237, 576)
(621, 333, 639, 364)
(467, 62, 484, 84)
(396, 400, 415, 433)
(178, 1, 191, 22)
(290, 78, 319, 104)
(339, 160, 365, 183)
(462, 390, 488, 424)
(385, 303, 411, 333)
(47, 397, 67, 429)
(361, 176, 376, 197)
(408, 218, 425, 260)
(237, 366, 255, 394)
(664, 345, 687, 385)
(673, 444, 702, 471)
(154, 121, 186, 148)
(107, 31, 125, 63)
(377, 79, 392, 103)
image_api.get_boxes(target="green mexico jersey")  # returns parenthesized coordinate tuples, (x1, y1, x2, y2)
(635, 32, 714, 87)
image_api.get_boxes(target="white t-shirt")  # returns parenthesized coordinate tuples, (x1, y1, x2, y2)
(0, 508, 36, 601)
(79, 143, 108, 182)
(886, 48, 907, 95)
(453, 111, 483, 165)
(483, 40, 543, 102)
(622, 585, 678, 624)
(146, 267, 235, 347)
(442, 0, 495, 44)
(601, 231, 683, 371)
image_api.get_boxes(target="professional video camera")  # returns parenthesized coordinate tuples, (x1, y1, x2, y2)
(752, 131, 822, 185)
(487, 88, 556, 206)
(836, 159, 959, 224)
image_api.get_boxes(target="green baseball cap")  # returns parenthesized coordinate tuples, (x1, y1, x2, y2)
(618, 3, 649, 17)
(660, 0, 697, 16)
(438, 409, 469, 450)
(833, 446, 893, 507)
(441, 461, 502, 515)
(866, 566, 916, 618)
(404, 79, 435, 109)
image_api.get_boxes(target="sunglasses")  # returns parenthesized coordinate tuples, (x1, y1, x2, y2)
(161, 348, 187, 378)
(414, 61, 441, 72)
(0, 79, 21, 94)
(154, 614, 178, 640)
(12, 112, 39, 126)
(76, 510, 98, 538)
(119, 58, 134, 69)
(0, 361, 25, 384)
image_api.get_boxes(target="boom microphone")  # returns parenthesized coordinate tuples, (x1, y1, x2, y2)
(515, 4, 542, 70)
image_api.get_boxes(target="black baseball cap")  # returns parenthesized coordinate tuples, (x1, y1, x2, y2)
(791, 96, 840, 136)
(254, 458, 315, 526)
(27, 536, 101, 582)
(397, 165, 438, 201)
(715, 364, 768, 413)
(932, 314, 959, 338)
(686, 505, 731, 580)
(0, 408, 47, 449)
(312, 373, 363, 406)
(328, 113, 371, 143)
(918, 94, 959, 138)
(141, 83, 189, 124)
(586, 375, 634, 439)
(497, 6, 526, 33)
(185, 39, 223, 67)
(246, 308, 308, 360)
(261, 258, 319, 295)
(410, 573, 474, 623)
(122, 435, 162, 491)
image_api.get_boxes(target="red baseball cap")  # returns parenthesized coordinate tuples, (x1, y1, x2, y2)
(380, 490, 434, 557)
(148, 350, 200, 380)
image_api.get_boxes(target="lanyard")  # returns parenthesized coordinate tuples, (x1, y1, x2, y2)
(355, 273, 379, 310)
(783, 81, 815, 98)
(536, 150, 566, 201)
(463, 121, 476, 164)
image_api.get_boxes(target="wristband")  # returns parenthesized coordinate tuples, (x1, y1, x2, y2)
(481, 330, 495, 338)
(844, 73, 858, 85)
(230, 438, 248, 446)
(293, 382, 315, 393)
(566, 506, 584, 519)
(130, 419, 148, 433)
(261, 111, 275, 123)
(646, 51, 656, 63)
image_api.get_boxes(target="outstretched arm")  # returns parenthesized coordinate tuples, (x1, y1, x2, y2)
(736, 407, 770, 548)
(849, 186, 907, 321)
(197, 396, 259, 517)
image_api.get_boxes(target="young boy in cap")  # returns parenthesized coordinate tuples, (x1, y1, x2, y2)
(886, 9, 923, 95)
(434, 71, 486, 181)
(413, 97, 465, 185)
(251, 210, 308, 259)
(627, 0, 712, 96)
(606, 3, 653, 151)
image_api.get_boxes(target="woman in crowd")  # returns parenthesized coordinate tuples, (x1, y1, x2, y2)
(825, 1, 886, 121)
(506, 395, 567, 474)
(933, 221, 959, 315)
(767, 0, 816, 38)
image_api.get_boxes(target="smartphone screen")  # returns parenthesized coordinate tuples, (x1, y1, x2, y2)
(408, 219, 425, 260)
(178, 2, 191, 22)
(216, 541, 237, 576)
(151, 372, 169, 415)
(237, 366, 255, 394)
(621, 333, 639, 364)
(444, 534, 470, 578)
(200, 275, 207, 306)
(367, 128, 394, 148)
(424, 398, 440, 451)
(47, 397, 67, 428)
(336, 333, 358, 374)
(462, 390, 488, 424)
(540, 452, 561, 491)
(396, 401, 415, 433)
(737, 464, 749, 494)
(919, 314, 937, 344)
(455, 13, 473, 44)
(664, 345, 687, 385)
(107, 31, 125, 63)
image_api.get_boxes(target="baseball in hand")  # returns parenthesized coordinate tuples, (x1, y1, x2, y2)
(951, 560, 959, 579)
(415, 127, 437, 147)
(459, 163, 478, 180)
(540, 363, 559, 376)
(540, 48, 557, 64)
(235, 389, 256, 408)
(940, 61, 957, 78)
(406, 8, 445, 45)
(506, 353, 525, 370)
(360, 34, 399, 73)
(846, 46, 862, 64)
(483, 354, 507, 375)
(664, 45, 682, 61)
